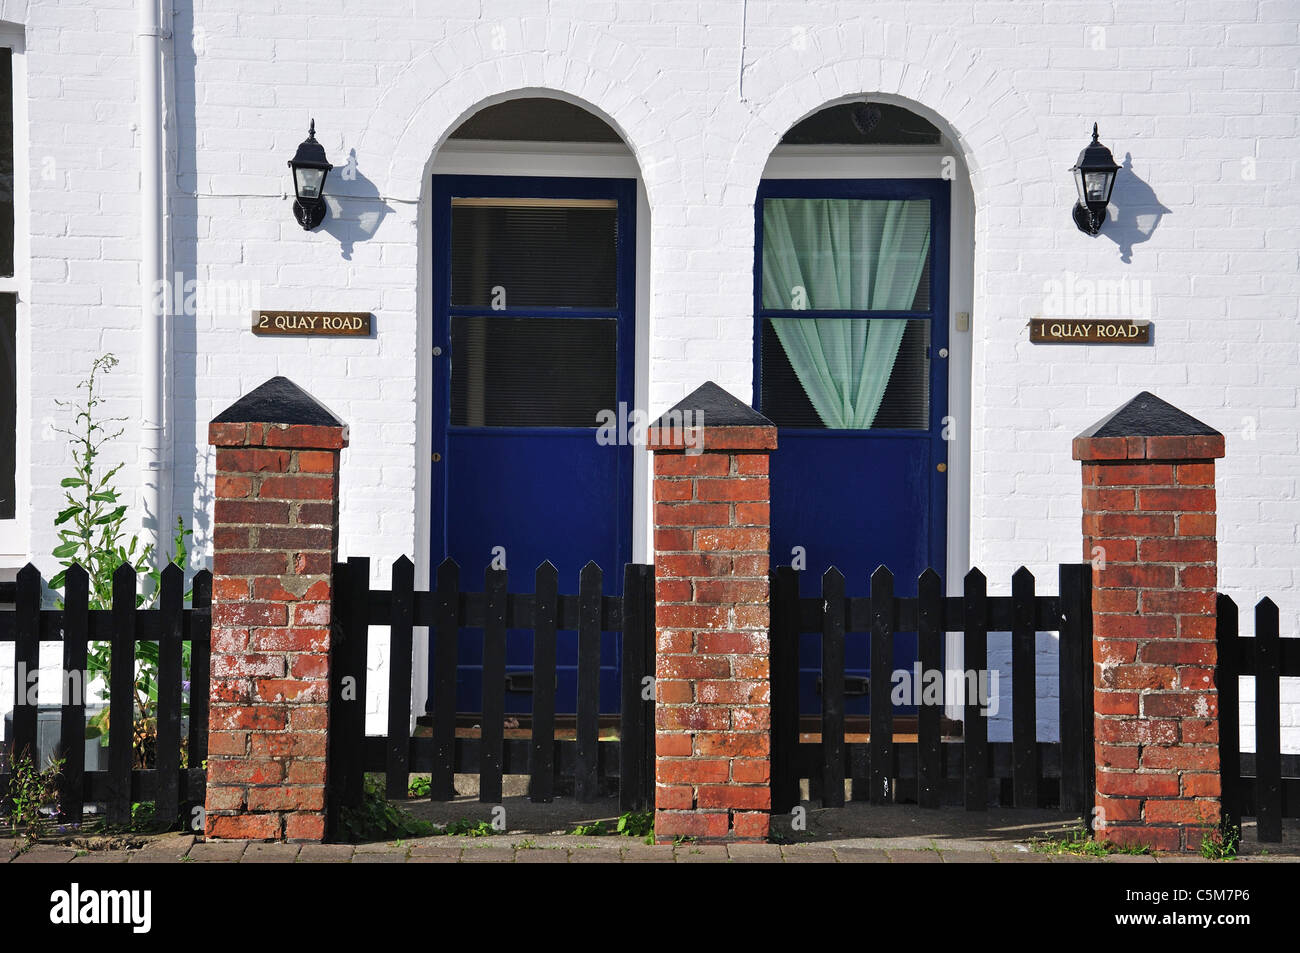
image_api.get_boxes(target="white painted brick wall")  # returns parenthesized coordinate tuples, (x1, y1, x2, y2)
(1, 0, 1296, 749)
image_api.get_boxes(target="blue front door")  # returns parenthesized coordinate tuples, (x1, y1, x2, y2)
(430, 175, 636, 715)
(754, 178, 950, 715)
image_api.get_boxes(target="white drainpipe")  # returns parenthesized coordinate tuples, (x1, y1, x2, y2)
(138, 0, 166, 558)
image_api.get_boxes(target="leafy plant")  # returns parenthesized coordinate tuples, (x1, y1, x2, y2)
(4, 751, 63, 846)
(441, 817, 497, 837)
(1029, 825, 1151, 857)
(1201, 822, 1240, 861)
(47, 354, 194, 764)
(337, 776, 435, 842)
(407, 775, 431, 798)
(568, 820, 606, 836)
(615, 810, 654, 839)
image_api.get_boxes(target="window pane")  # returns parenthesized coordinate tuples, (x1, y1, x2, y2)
(0, 293, 14, 519)
(451, 316, 616, 427)
(781, 102, 942, 146)
(0, 48, 12, 278)
(760, 317, 930, 430)
(451, 199, 618, 309)
(761, 198, 931, 312)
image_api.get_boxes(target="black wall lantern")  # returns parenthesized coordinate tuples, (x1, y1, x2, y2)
(1070, 123, 1120, 235)
(288, 119, 333, 230)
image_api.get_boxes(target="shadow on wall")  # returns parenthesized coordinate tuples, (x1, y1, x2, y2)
(320, 150, 394, 260)
(169, 1, 205, 564)
(1102, 154, 1171, 264)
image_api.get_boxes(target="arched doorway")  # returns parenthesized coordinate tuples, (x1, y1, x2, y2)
(754, 99, 973, 715)
(424, 96, 646, 716)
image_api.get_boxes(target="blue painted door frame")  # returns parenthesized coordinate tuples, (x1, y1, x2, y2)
(753, 177, 951, 715)
(430, 174, 636, 715)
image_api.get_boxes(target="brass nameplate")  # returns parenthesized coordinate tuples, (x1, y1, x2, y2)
(1029, 318, 1150, 344)
(253, 311, 372, 336)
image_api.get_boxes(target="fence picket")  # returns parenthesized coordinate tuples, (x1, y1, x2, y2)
(385, 556, 415, 799)
(1057, 563, 1087, 816)
(962, 568, 989, 811)
(430, 558, 460, 801)
(108, 564, 137, 825)
(917, 568, 943, 809)
(156, 563, 185, 828)
(575, 562, 601, 803)
(1011, 567, 1038, 808)
(58, 564, 90, 823)
(189, 570, 211, 772)
(342, 557, 370, 812)
(770, 567, 800, 814)
(869, 566, 895, 805)
(821, 567, 846, 808)
(9, 565, 40, 775)
(1255, 597, 1282, 842)
(480, 566, 507, 804)
(532, 561, 558, 803)
(1215, 594, 1241, 837)
(618, 563, 645, 812)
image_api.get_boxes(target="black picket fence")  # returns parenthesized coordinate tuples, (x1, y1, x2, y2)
(0, 563, 210, 828)
(769, 563, 1095, 818)
(327, 556, 655, 835)
(1216, 593, 1300, 842)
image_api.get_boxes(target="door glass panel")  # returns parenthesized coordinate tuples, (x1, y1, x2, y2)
(450, 315, 616, 427)
(0, 48, 12, 278)
(761, 198, 930, 312)
(760, 317, 930, 430)
(0, 293, 15, 519)
(451, 198, 618, 309)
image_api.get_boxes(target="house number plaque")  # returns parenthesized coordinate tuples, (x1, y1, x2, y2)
(252, 311, 372, 336)
(1029, 318, 1150, 344)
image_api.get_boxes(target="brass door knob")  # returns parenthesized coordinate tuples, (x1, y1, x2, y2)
(937, 462, 947, 473)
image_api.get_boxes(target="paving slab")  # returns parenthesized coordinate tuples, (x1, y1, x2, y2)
(70, 851, 131, 863)
(675, 845, 730, 863)
(1105, 854, 1157, 863)
(831, 847, 889, 863)
(12, 846, 77, 863)
(297, 844, 356, 863)
(887, 849, 943, 863)
(409, 845, 463, 861)
(188, 841, 248, 862)
(568, 848, 623, 863)
(352, 851, 409, 863)
(241, 842, 301, 863)
(727, 843, 785, 862)
(939, 851, 996, 863)
(458, 846, 517, 862)
(620, 846, 675, 863)
(781, 846, 838, 863)
(990, 851, 1051, 863)
(514, 848, 570, 863)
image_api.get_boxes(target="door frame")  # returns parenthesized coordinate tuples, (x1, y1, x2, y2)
(752, 176, 952, 582)
(428, 173, 638, 574)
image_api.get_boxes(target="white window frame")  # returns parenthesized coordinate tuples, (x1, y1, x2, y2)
(0, 23, 29, 566)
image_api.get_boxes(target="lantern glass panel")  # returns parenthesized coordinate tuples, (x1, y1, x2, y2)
(1084, 170, 1110, 202)
(295, 166, 325, 200)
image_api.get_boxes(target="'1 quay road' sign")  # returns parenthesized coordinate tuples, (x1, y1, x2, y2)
(1029, 318, 1150, 344)
(252, 310, 372, 336)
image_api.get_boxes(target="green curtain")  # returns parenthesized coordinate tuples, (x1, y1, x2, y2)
(762, 198, 931, 429)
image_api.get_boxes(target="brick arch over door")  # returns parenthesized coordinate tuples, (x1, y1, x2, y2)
(353, 17, 691, 213)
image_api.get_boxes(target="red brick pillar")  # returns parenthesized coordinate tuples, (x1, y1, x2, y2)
(204, 377, 348, 842)
(1073, 391, 1226, 851)
(647, 382, 776, 844)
